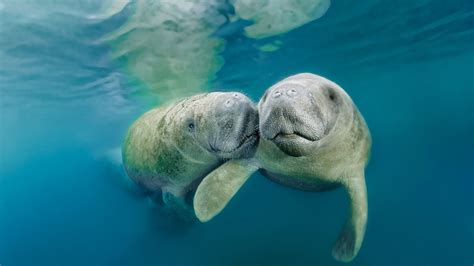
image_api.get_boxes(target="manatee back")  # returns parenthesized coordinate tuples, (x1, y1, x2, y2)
(122, 107, 170, 190)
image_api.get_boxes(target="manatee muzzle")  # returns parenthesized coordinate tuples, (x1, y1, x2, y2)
(209, 93, 259, 158)
(259, 86, 327, 156)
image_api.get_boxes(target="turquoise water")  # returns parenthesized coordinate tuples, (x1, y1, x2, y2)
(1, 1, 473, 265)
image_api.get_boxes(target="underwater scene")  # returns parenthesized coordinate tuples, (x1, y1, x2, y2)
(0, 0, 473, 265)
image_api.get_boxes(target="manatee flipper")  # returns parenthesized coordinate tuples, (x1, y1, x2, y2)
(194, 159, 259, 222)
(332, 171, 368, 262)
(162, 190, 196, 222)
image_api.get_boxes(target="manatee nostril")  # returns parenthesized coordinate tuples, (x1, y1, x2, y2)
(287, 89, 297, 97)
(273, 90, 282, 98)
(233, 93, 240, 98)
(225, 99, 235, 107)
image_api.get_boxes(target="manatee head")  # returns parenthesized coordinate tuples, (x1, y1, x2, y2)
(169, 92, 259, 160)
(258, 73, 351, 157)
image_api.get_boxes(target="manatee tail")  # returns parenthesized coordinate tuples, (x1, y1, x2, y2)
(332, 173, 368, 262)
(99, 147, 149, 197)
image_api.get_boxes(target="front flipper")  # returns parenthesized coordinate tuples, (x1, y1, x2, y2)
(194, 159, 259, 222)
(332, 172, 368, 262)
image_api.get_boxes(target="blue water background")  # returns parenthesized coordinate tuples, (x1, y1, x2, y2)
(1, 1, 473, 265)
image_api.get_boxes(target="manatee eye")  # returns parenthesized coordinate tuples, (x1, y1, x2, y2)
(188, 122, 195, 132)
(224, 121, 233, 129)
(328, 89, 336, 101)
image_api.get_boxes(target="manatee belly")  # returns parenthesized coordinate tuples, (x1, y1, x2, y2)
(259, 169, 340, 192)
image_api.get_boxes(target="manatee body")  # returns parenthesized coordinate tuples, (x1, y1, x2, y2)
(194, 73, 371, 262)
(123, 92, 259, 219)
(256, 73, 371, 262)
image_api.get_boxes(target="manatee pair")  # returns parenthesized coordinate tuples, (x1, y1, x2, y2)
(122, 73, 371, 262)
(194, 73, 372, 262)
(122, 92, 259, 220)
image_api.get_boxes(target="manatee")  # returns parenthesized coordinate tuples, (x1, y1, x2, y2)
(194, 73, 371, 262)
(122, 92, 259, 220)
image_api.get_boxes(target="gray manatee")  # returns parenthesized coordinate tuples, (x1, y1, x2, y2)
(123, 92, 259, 220)
(194, 73, 371, 262)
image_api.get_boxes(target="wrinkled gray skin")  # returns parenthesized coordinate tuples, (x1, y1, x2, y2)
(194, 73, 371, 262)
(122, 92, 259, 220)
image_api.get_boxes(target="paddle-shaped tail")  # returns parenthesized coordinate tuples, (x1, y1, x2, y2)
(332, 172, 368, 262)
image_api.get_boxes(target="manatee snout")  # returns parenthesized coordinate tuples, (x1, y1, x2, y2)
(258, 83, 327, 156)
(211, 92, 259, 159)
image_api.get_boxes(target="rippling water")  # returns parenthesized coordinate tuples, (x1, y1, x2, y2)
(0, 1, 473, 265)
